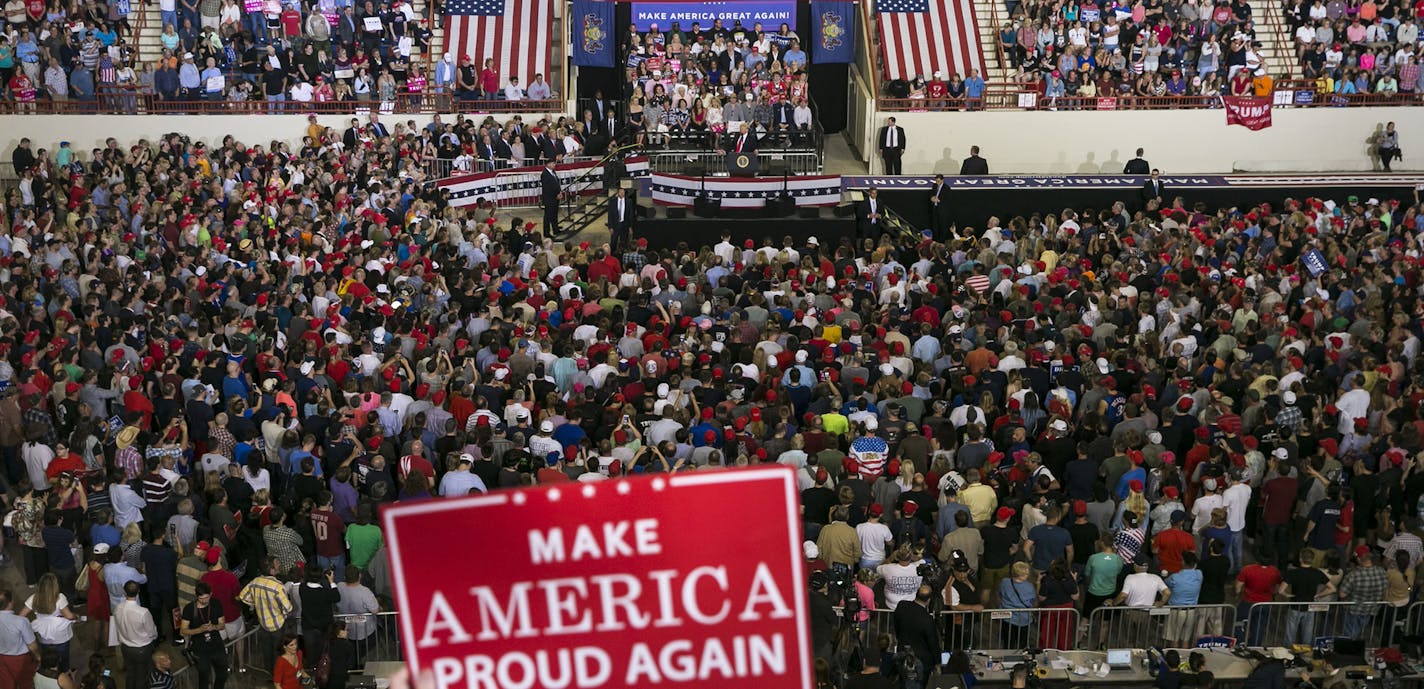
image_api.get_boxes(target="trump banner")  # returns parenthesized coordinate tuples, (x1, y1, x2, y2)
(631, 1, 798, 32)
(382, 465, 813, 689)
(810, 1, 854, 63)
(1222, 95, 1273, 131)
(572, 0, 615, 68)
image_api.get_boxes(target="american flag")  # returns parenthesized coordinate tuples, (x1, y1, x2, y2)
(444, 0, 553, 91)
(874, 0, 985, 82)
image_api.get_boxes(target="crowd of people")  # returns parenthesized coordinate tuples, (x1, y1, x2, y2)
(0, 0, 565, 111)
(0, 119, 1422, 689)
(1286, 0, 1424, 97)
(621, 20, 816, 150)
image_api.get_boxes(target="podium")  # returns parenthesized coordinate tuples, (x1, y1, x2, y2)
(727, 152, 759, 177)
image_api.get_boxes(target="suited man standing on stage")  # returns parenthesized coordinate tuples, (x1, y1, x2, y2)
(728, 122, 759, 153)
(928, 173, 952, 237)
(541, 159, 561, 235)
(1141, 168, 1165, 205)
(1124, 147, 1151, 174)
(878, 116, 905, 174)
(856, 187, 883, 240)
(960, 145, 989, 175)
(608, 187, 634, 252)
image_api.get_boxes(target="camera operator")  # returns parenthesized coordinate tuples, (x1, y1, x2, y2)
(809, 571, 839, 664)
(845, 648, 897, 689)
(891, 585, 940, 689)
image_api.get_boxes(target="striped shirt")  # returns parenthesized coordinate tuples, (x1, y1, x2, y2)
(239, 575, 293, 633)
(114, 446, 143, 481)
(140, 472, 171, 506)
(175, 555, 208, 610)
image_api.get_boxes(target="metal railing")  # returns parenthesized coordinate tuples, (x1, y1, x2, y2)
(1241, 600, 1394, 649)
(1088, 604, 1236, 650)
(941, 606, 1083, 651)
(170, 625, 265, 688)
(336, 610, 403, 664)
(644, 150, 824, 176)
(0, 92, 566, 115)
(876, 88, 1424, 111)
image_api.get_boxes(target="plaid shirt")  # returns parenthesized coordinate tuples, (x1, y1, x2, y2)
(239, 575, 294, 632)
(1275, 405, 1304, 432)
(114, 446, 143, 480)
(1339, 563, 1389, 614)
(621, 250, 647, 271)
(22, 406, 56, 445)
(210, 426, 237, 460)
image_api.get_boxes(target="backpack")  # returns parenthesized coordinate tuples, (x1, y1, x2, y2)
(313, 650, 331, 688)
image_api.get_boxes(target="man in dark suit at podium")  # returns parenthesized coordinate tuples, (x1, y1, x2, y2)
(928, 173, 952, 238)
(608, 187, 634, 252)
(856, 187, 884, 240)
(728, 122, 758, 153)
(877, 116, 905, 174)
(723, 122, 759, 176)
(959, 146, 989, 175)
(541, 160, 561, 235)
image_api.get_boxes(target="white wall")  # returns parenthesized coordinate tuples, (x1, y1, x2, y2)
(869, 106, 1415, 174)
(0, 111, 567, 155)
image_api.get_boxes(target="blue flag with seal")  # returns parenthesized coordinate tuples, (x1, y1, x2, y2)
(572, 0, 614, 67)
(811, 1, 854, 63)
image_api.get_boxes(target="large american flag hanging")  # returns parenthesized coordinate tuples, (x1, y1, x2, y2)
(874, 0, 985, 82)
(444, 0, 554, 88)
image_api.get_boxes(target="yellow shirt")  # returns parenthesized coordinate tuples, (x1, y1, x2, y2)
(960, 483, 999, 526)
(822, 324, 843, 344)
(822, 412, 850, 437)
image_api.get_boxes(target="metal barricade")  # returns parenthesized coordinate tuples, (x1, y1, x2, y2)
(1409, 601, 1424, 638)
(1087, 605, 1235, 650)
(1242, 601, 1392, 648)
(940, 607, 1082, 651)
(336, 611, 403, 664)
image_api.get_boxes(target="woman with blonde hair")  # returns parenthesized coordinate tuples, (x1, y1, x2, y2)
(998, 561, 1037, 648)
(23, 573, 78, 671)
(119, 523, 144, 567)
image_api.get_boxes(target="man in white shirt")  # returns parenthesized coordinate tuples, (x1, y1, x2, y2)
(856, 504, 894, 569)
(503, 76, 524, 101)
(1221, 470, 1252, 573)
(1335, 375, 1370, 434)
(113, 581, 158, 689)
(1115, 556, 1170, 607)
(289, 79, 314, 102)
(1191, 477, 1225, 533)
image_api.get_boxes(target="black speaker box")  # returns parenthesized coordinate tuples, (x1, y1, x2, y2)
(666, 207, 687, 219)
(693, 196, 721, 218)
(798, 207, 820, 219)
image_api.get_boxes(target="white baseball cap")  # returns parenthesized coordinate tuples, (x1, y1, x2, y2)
(540, 420, 555, 433)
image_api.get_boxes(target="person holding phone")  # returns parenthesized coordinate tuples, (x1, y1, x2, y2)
(179, 582, 227, 689)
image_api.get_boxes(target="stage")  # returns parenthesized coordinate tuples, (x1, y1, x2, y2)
(635, 212, 856, 251)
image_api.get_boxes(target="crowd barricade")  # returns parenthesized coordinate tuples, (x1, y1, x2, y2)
(645, 150, 823, 176)
(1087, 604, 1235, 650)
(336, 611, 403, 664)
(940, 607, 1082, 651)
(1241, 601, 1392, 649)
(1409, 601, 1424, 638)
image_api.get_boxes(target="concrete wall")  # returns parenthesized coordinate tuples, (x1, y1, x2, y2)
(869, 106, 1414, 174)
(0, 110, 567, 155)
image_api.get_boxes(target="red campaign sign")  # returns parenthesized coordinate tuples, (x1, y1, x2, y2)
(382, 465, 812, 689)
(1223, 95, 1273, 131)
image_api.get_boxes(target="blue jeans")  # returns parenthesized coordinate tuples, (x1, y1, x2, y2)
(1238, 602, 1268, 646)
(161, 9, 177, 30)
(1284, 608, 1316, 646)
(1343, 611, 1373, 640)
(244, 11, 267, 43)
(266, 93, 285, 112)
(317, 554, 345, 574)
(1229, 529, 1243, 573)
(39, 640, 70, 672)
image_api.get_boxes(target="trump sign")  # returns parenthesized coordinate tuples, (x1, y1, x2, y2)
(382, 465, 812, 689)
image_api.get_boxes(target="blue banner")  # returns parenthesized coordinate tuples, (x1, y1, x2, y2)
(1302, 249, 1328, 277)
(572, 0, 615, 68)
(630, 1, 797, 32)
(810, 1, 853, 63)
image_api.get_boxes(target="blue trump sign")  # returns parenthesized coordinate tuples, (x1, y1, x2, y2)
(631, 1, 797, 32)
(1302, 249, 1328, 277)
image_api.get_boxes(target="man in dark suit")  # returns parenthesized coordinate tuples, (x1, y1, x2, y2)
(607, 187, 634, 252)
(337, 6, 359, 46)
(928, 173, 952, 238)
(540, 160, 561, 235)
(877, 116, 905, 174)
(367, 114, 389, 139)
(726, 122, 758, 153)
(1141, 168, 1165, 205)
(1124, 147, 1151, 174)
(771, 99, 795, 144)
(590, 89, 613, 122)
(531, 127, 559, 163)
(892, 586, 941, 681)
(341, 117, 361, 149)
(856, 187, 883, 240)
(959, 145, 989, 175)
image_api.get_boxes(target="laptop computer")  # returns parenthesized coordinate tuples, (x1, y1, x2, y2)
(1106, 649, 1135, 670)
